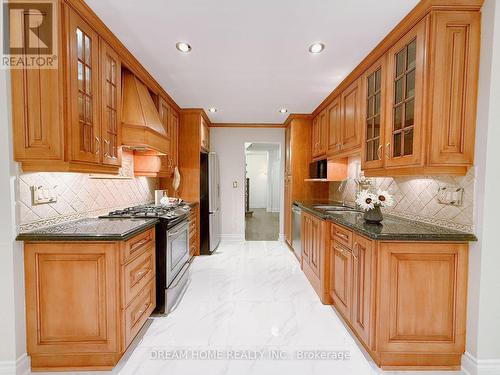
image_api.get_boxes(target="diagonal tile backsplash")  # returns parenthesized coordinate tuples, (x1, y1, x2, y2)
(16, 153, 158, 232)
(329, 156, 475, 233)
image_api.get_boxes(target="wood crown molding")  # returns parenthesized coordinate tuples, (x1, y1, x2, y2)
(65, 0, 180, 112)
(180, 108, 212, 125)
(310, 0, 483, 118)
(210, 123, 285, 128)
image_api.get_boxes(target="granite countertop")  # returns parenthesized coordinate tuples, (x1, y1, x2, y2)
(16, 217, 159, 242)
(294, 201, 477, 242)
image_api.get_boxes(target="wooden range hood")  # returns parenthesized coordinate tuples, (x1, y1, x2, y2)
(121, 70, 169, 154)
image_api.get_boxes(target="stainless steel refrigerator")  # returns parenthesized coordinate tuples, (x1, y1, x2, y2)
(208, 152, 221, 252)
(200, 152, 221, 254)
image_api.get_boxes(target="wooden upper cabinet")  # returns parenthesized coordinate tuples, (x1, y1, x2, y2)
(170, 110, 179, 168)
(361, 57, 386, 170)
(158, 98, 172, 142)
(100, 41, 122, 166)
(68, 10, 101, 164)
(311, 110, 327, 160)
(201, 118, 210, 151)
(285, 125, 291, 176)
(11, 1, 63, 163)
(385, 19, 426, 169)
(427, 11, 480, 167)
(340, 78, 362, 153)
(326, 80, 362, 159)
(327, 97, 342, 154)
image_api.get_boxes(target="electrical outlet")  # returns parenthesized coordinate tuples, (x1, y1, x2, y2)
(233, 181, 238, 188)
(31, 185, 58, 205)
(437, 186, 464, 206)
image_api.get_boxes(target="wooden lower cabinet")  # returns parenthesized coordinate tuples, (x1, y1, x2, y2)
(303, 217, 469, 370)
(23, 228, 156, 371)
(188, 204, 199, 257)
(301, 212, 331, 304)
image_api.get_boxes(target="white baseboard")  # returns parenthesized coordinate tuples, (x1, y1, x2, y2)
(0, 354, 30, 375)
(220, 234, 245, 242)
(462, 351, 500, 375)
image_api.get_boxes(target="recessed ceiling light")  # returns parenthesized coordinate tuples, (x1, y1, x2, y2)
(279, 108, 288, 114)
(308, 42, 325, 54)
(208, 107, 217, 113)
(176, 41, 191, 53)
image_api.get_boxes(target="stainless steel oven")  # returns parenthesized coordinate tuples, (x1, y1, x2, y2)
(166, 219, 190, 287)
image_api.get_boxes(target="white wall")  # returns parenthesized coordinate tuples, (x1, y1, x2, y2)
(0, 61, 28, 373)
(246, 151, 268, 209)
(464, 0, 500, 374)
(211, 128, 285, 240)
(267, 148, 281, 212)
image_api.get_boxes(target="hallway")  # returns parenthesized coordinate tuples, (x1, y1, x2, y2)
(245, 209, 279, 241)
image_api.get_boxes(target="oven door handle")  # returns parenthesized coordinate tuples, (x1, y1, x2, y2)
(168, 222, 189, 237)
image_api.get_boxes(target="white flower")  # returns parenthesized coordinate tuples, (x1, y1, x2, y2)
(376, 189, 394, 207)
(356, 190, 377, 211)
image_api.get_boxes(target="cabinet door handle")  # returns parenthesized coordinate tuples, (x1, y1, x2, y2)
(336, 232, 348, 241)
(95, 137, 100, 155)
(385, 142, 391, 158)
(352, 242, 359, 260)
(377, 144, 382, 159)
(104, 139, 110, 157)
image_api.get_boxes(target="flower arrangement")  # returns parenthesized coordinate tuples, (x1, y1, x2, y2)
(355, 189, 394, 211)
(355, 189, 394, 223)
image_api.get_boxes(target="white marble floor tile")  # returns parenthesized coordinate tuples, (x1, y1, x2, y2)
(33, 240, 467, 375)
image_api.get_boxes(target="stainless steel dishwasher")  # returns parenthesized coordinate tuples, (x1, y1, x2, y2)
(291, 204, 302, 260)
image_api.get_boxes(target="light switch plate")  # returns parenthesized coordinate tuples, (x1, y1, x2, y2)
(233, 181, 238, 188)
(31, 185, 57, 205)
(437, 186, 464, 206)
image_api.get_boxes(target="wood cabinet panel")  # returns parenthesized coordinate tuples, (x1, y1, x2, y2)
(25, 242, 119, 355)
(378, 242, 468, 355)
(100, 41, 122, 166)
(123, 278, 155, 349)
(309, 217, 321, 277)
(201, 118, 210, 151)
(122, 247, 155, 308)
(330, 241, 352, 319)
(428, 11, 480, 167)
(327, 97, 342, 154)
(68, 10, 101, 164)
(284, 176, 292, 246)
(120, 228, 155, 264)
(351, 235, 374, 347)
(11, 1, 64, 162)
(340, 79, 362, 152)
(311, 111, 327, 160)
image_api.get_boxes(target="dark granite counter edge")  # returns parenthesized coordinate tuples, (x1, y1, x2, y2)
(16, 218, 159, 242)
(294, 201, 477, 242)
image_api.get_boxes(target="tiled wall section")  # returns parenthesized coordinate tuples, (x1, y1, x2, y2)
(17, 172, 157, 232)
(329, 157, 475, 233)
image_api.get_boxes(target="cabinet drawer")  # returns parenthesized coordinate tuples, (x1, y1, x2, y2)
(122, 247, 155, 308)
(123, 278, 155, 349)
(331, 224, 353, 249)
(121, 228, 155, 264)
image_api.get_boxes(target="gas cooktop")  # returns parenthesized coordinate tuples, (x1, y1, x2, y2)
(100, 203, 191, 220)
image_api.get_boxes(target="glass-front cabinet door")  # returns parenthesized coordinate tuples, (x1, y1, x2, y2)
(101, 41, 121, 166)
(361, 57, 385, 170)
(69, 10, 101, 164)
(385, 19, 426, 168)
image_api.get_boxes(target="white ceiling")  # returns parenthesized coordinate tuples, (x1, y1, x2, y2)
(86, 0, 419, 124)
